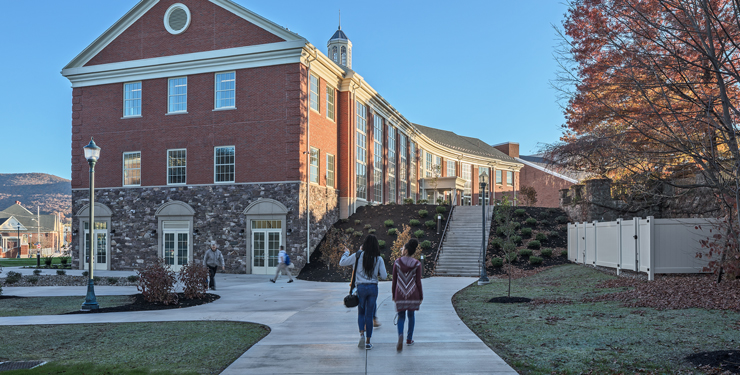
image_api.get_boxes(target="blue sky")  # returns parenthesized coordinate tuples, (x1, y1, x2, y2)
(0, 1, 569, 180)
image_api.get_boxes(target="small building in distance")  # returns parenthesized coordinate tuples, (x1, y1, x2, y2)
(0, 202, 64, 258)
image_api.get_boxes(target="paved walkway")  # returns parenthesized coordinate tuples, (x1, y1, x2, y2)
(1, 268, 517, 374)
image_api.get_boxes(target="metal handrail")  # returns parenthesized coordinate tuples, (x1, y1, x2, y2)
(433, 205, 455, 267)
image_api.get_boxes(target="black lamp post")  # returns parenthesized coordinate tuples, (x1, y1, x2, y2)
(16, 223, 21, 259)
(478, 172, 490, 285)
(81, 138, 101, 311)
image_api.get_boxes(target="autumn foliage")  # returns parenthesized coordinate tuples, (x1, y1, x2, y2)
(179, 262, 209, 300)
(137, 258, 178, 305)
(319, 228, 353, 277)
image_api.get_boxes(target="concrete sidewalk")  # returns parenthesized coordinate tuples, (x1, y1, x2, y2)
(1, 273, 517, 374)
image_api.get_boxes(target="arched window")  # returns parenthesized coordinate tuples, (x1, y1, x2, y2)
(332, 46, 338, 63)
(341, 46, 347, 65)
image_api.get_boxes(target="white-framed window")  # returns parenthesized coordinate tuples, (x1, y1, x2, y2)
(507, 171, 514, 185)
(310, 74, 320, 112)
(123, 151, 141, 186)
(341, 46, 347, 65)
(410, 142, 417, 201)
(310, 147, 319, 184)
(167, 149, 187, 185)
(326, 86, 335, 121)
(462, 163, 472, 199)
(496, 169, 503, 184)
(373, 116, 383, 203)
(215, 72, 235, 109)
(168, 77, 187, 113)
(388, 124, 396, 204)
(447, 160, 456, 177)
(399, 133, 407, 201)
(214, 146, 235, 183)
(124, 82, 142, 117)
(356, 101, 367, 200)
(327, 153, 335, 188)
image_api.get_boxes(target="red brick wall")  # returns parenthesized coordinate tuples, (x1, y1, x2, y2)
(71, 63, 303, 189)
(518, 165, 574, 208)
(493, 143, 519, 158)
(493, 168, 519, 203)
(85, 0, 285, 66)
(307, 72, 339, 188)
(337, 91, 352, 200)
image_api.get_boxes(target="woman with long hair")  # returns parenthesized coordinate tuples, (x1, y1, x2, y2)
(339, 234, 387, 350)
(392, 238, 423, 351)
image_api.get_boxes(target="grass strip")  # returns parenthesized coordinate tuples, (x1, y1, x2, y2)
(0, 321, 270, 374)
(0, 258, 67, 267)
(0, 295, 134, 317)
(453, 264, 740, 374)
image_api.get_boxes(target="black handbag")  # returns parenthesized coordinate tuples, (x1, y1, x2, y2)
(343, 251, 361, 308)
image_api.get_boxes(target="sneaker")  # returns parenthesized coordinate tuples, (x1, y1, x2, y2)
(406, 339, 414, 346)
(365, 343, 373, 350)
(396, 335, 403, 352)
(358, 334, 365, 348)
(269, 279, 275, 283)
(373, 318, 381, 327)
(287, 279, 293, 283)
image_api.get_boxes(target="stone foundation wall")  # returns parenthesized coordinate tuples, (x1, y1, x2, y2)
(72, 183, 339, 274)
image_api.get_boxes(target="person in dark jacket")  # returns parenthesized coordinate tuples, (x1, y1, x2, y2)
(203, 242, 225, 290)
(392, 238, 423, 351)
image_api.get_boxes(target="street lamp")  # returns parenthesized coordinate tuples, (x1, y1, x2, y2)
(478, 172, 490, 285)
(81, 138, 101, 311)
(16, 223, 21, 259)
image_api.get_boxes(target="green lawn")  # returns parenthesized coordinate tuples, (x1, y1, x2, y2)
(0, 321, 270, 374)
(0, 295, 134, 316)
(453, 264, 740, 374)
(0, 258, 68, 267)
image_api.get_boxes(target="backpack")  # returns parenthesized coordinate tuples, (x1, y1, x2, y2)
(284, 253, 291, 266)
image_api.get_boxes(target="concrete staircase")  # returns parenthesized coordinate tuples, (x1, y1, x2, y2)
(435, 206, 493, 277)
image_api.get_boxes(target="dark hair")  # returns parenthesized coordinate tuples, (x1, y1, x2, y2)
(361, 234, 380, 277)
(405, 239, 419, 256)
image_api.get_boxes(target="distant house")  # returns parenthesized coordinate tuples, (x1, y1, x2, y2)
(0, 202, 64, 258)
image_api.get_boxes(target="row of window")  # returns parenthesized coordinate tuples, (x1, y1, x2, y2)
(308, 147, 336, 188)
(123, 72, 236, 117)
(122, 146, 236, 186)
(309, 74, 336, 121)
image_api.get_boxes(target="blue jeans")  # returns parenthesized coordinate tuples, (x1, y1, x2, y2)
(397, 310, 415, 340)
(357, 284, 378, 338)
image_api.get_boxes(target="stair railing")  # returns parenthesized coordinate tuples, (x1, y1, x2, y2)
(432, 205, 455, 270)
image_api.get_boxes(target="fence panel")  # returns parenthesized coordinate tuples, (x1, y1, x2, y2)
(653, 218, 713, 274)
(638, 217, 654, 280)
(594, 221, 619, 268)
(585, 223, 596, 265)
(619, 220, 637, 271)
(567, 224, 578, 262)
(577, 223, 587, 264)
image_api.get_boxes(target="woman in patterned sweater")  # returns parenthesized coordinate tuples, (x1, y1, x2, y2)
(392, 238, 423, 351)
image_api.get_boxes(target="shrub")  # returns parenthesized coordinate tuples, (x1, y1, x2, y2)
(414, 230, 425, 238)
(5, 271, 22, 284)
(538, 211, 549, 219)
(340, 218, 349, 223)
(525, 217, 537, 226)
(549, 231, 561, 238)
(387, 201, 396, 205)
(506, 252, 518, 263)
(541, 248, 553, 257)
(409, 219, 420, 226)
(318, 228, 353, 275)
(420, 240, 432, 249)
(527, 240, 541, 250)
(364, 224, 372, 229)
(547, 208, 559, 214)
(535, 233, 548, 242)
(127, 275, 140, 283)
(384, 219, 395, 227)
(496, 227, 505, 236)
(82, 271, 89, 277)
(521, 227, 533, 238)
(355, 219, 362, 225)
(353, 230, 363, 237)
(514, 209, 526, 217)
(179, 262, 209, 299)
(137, 258, 178, 305)
(27, 276, 39, 284)
(425, 220, 436, 229)
(107, 277, 119, 285)
(511, 235, 523, 246)
(93, 276, 101, 283)
(60, 257, 69, 265)
(404, 198, 414, 205)
(556, 215, 569, 224)
(540, 219, 550, 226)
(378, 240, 386, 248)
(519, 248, 533, 257)
(44, 256, 53, 267)
(388, 228, 398, 236)
(417, 199, 428, 204)
(436, 206, 447, 214)
(368, 229, 376, 234)
(56, 269, 66, 276)
(491, 257, 503, 268)
(530, 256, 543, 265)
(490, 238, 503, 250)
(345, 228, 355, 234)
(33, 269, 42, 276)
(512, 222, 521, 231)
(560, 250, 568, 258)
(418, 210, 429, 218)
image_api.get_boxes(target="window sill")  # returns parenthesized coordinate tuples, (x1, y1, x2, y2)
(214, 181, 235, 184)
(213, 107, 236, 112)
(310, 107, 321, 115)
(122, 184, 141, 188)
(166, 111, 188, 116)
(121, 115, 142, 119)
(167, 183, 187, 186)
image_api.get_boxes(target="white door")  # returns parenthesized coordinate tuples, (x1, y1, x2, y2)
(163, 221, 190, 272)
(250, 219, 282, 275)
(84, 221, 108, 271)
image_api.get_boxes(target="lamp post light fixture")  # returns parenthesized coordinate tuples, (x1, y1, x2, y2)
(81, 137, 101, 311)
(478, 172, 490, 285)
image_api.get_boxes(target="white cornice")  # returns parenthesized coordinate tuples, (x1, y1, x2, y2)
(62, 41, 307, 87)
(516, 157, 578, 183)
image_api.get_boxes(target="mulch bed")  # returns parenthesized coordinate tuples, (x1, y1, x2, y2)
(65, 293, 220, 314)
(686, 350, 740, 374)
(299, 204, 450, 282)
(488, 296, 531, 303)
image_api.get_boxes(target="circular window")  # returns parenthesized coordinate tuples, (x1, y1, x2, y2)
(164, 3, 191, 35)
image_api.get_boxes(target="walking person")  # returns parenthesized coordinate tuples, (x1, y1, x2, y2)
(203, 242, 225, 290)
(392, 238, 423, 351)
(270, 246, 294, 283)
(339, 234, 387, 350)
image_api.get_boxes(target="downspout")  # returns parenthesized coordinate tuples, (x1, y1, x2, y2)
(305, 50, 317, 264)
(350, 80, 360, 214)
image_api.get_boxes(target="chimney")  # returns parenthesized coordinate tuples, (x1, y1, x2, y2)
(15, 201, 21, 206)
(493, 142, 519, 158)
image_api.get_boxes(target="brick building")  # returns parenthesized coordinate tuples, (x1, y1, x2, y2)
(0, 202, 64, 258)
(62, 0, 523, 275)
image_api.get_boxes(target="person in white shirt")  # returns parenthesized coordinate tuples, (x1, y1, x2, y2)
(270, 246, 294, 283)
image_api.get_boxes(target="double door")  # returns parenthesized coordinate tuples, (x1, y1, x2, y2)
(84, 222, 108, 271)
(163, 221, 189, 272)
(252, 230, 281, 275)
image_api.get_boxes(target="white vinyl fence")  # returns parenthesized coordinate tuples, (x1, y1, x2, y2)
(567, 217, 716, 280)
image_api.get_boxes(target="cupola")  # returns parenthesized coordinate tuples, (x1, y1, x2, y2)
(327, 16, 352, 69)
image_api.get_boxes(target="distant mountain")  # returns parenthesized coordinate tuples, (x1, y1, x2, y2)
(0, 173, 71, 222)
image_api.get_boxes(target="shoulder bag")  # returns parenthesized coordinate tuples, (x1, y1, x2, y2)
(343, 251, 361, 308)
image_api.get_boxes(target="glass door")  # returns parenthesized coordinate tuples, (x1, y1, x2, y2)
(84, 221, 108, 271)
(162, 221, 189, 272)
(251, 220, 282, 274)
